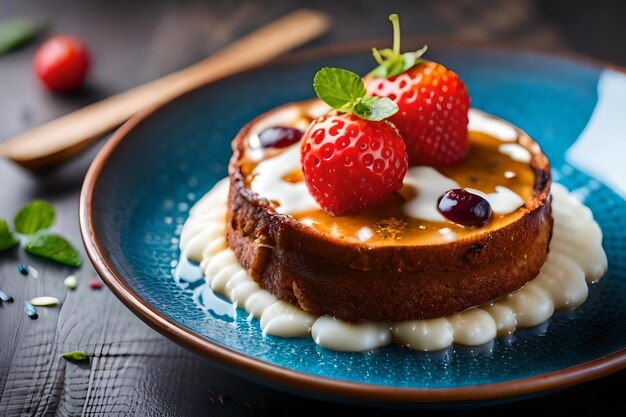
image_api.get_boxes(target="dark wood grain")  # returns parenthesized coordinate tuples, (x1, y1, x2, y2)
(1, 0, 625, 416)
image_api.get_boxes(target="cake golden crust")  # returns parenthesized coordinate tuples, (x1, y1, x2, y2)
(226, 104, 553, 322)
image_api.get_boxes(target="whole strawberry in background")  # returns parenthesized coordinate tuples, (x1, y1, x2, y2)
(364, 14, 470, 166)
(34, 35, 90, 93)
(301, 67, 408, 216)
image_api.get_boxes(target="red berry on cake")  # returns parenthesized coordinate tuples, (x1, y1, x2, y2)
(301, 67, 408, 216)
(258, 126, 303, 149)
(364, 14, 470, 166)
(302, 112, 408, 216)
(438, 189, 493, 227)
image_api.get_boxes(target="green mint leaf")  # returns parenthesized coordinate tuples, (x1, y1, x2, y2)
(61, 351, 89, 363)
(353, 96, 398, 121)
(0, 18, 41, 56)
(0, 219, 19, 252)
(14, 200, 55, 235)
(25, 234, 82, 267)
(313, 67, 398, 122)
(313, 67, 366, 110)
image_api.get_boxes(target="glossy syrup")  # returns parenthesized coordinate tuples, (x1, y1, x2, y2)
(248, 131, 534, 245)
(241, 101, 536, 246)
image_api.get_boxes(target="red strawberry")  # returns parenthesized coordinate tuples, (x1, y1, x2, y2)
(365, 14, 470, 166)
(365, 62, 470, 165)
(301, 111, 408, 215)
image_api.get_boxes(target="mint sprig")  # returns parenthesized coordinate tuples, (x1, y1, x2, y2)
(14, 200, 55, 235)
(0, 200, 82, 267)
(369, 14, 428, 78)
(0, 18, 42, 56)
(26, 235, 82, 267)
(0, 219, 19, 251)
(313, 67, 398, 121)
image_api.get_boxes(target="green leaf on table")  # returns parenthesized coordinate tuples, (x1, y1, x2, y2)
(60, 351, 89, 363)
(0, 219, 19, 251)
(0, 18, 42, 56)
(14, 200, 55, 235)
(25, 234, 82, 267)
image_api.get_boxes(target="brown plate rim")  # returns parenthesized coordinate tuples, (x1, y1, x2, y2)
(79, 40, 626, 404)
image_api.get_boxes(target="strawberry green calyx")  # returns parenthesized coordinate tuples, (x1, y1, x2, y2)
(370, 14, 428, 78)
(313, 67, 398, 121)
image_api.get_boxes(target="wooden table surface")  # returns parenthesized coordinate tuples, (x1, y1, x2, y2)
(1, 1, 624, 415)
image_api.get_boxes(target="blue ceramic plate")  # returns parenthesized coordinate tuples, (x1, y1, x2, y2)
(81, 44, 626, 404)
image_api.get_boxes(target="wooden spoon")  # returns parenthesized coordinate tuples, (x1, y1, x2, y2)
(0, 9, 329, 171)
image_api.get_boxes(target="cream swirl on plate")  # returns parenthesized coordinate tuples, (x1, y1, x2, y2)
(180, 179, 607, 352)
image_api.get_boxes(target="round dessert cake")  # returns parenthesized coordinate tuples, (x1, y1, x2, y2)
(179, 28, 607, 351)
(227, 100, 553, 321)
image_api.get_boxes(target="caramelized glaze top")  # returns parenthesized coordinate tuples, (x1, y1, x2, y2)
(241, 100, 538, 246)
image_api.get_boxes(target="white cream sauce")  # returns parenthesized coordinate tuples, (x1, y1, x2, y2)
(312, 317, 392, 351)
(402, 167, 459, 222)
(250, 145, 318, 214)
(468, 109, 518, 141)
(499, 143, 532, 163)
(181, 180, 607, 352)
(465, 186, 525, 215)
